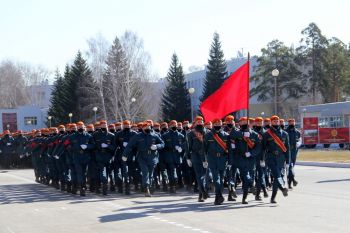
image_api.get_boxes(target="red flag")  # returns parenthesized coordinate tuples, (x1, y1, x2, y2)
(200, 61, 249, 122)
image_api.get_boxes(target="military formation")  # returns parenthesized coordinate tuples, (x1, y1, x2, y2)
(0, 115, 301, 205)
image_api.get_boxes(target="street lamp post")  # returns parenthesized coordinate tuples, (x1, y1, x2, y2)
(92, 107, 98, 123)
(131, 98, 136, 122)
(68, 113, 73, 123)
(188, 88, 195, 122)
(48, 116, 52, 128)
(272, 69, 279, 115)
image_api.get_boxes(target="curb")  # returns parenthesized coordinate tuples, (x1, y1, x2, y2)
(297, 161, 350, 168)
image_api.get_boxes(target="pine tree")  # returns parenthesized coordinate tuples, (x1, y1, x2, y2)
(251, 40, 306, 116)
(161, 53, 191, 121)
(201, 32, 227, 101)
(48, 69, 66, 125)
(69, 51, 99, 122)
(296, 23, 328, 103)
(323, 38, 350, 102)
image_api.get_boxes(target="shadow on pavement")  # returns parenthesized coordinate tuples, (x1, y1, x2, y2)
(99, 199, 271, 223)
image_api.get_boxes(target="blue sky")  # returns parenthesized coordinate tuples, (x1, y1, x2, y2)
(1, 0, 349, 78)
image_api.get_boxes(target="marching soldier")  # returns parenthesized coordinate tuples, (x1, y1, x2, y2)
(93, 120, 116, 195)
(262, 115, 290, 203)
(114, 120, 138, 195)
(122, 122, 165, 197)
(185, 116, 209, 202)
(204, 119, 229, 205)
(0, 130, 15, 168)
(253, 117, 269, 200)
(162, 120, 185, 193)
(230, 117, 261, 204)
(285, 118, 301, 189)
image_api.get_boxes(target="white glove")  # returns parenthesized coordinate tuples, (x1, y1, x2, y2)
(245, 152, 251, 158)
(80, 144, 87, 150)
(132, 156, 136, 162)
(0, 150, 2, 153)
(6, 143, 12, 146)
(123, 142, 128, 147)
(19, 154, 25, 159)
(244, 132, 250, 138)
(296, 141, 302, 148)
(175, 146, 182, 153)
(54, 155, 59, 160)
(186, 159, 192, 167)
(227, 164, 232, 170)
(231, 143, 236, 149)
(101, 143, 108, 148)
(203, 161, 208, 168)
(150, 145, 157, 150)
(122, 156, 128, 162)
(260, 161, 266, 167)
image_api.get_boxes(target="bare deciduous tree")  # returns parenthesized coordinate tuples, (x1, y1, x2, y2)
(86, 33, 110, 120)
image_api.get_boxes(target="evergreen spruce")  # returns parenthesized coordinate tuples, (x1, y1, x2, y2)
(201, 32, 227, 101)
(161, 53, 191, 121)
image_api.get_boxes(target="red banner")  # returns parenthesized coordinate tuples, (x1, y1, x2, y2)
(302, 117, 319, 145)
(319, 128, 350, 144)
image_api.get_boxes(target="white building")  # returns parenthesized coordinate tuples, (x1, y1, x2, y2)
(0, 81, 52, 132)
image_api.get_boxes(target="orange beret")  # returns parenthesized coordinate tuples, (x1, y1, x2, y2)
(142, 122, 151, 128)
(204, 121, 212, 126)
(212, 119, 222, 124)
(177, 122, 182, 126)
(169, 120, 177, 126)
(58, 125, 65, 129)
(264, 118, 271, 122)
(132, 124, 138, 128)
(288, 118, 295, 122)
(76, 121, 84, 126)
(249, 118, 255, 122)
(108, 124, 115, 129)
(161, 122, 168, 127)
(114, 122, 122, 126)
(86, 124, 94, 129)
(279, 119, 285, 123)
(183, 121, 189, 124)
(146, 119, 153, 126)
(271, 115, 279, 121)
(225, 115, 235, 122)
(3, 130, 10, 135)
(255, 117, 263, 122)
(239, 117, 248, 122)
(137, 122, 143, 127)
(100, 120, 107, 125)
(70, 124, 77, 128)
(154, 122, 160, 127)
(122, 120, 131, 125)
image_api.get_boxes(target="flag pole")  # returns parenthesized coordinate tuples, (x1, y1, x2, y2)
(247, 52, 250, 118)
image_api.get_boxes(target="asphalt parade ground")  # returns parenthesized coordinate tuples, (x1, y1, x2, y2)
(0, 166, 349, 233)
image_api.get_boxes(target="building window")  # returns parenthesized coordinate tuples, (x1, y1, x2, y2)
(24, 117, 37, 125)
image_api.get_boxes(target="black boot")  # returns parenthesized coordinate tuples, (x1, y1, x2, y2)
(214, 195, 220, 205)
(66, 183, 72, 193)
(102, 184, 108, 196)
(242, 191, 248, 204)
(117, 182, 123, 194)
(263, 187, 269, 198)
(198, 193, 204, 202)
(60, 182, 66, 191)
(218, 194, 224, 204)
(80, 187, 86, 196)
(271, 190, 277, 203)
(71, 184, 77, 195)
(282, 187, 288, 197)
(145, 187, 151, 197)
(125, 183, 130, 195)
(293, 179, 298, 187)
(202, 190, 208, 200)
(228, 190, 236, 201)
